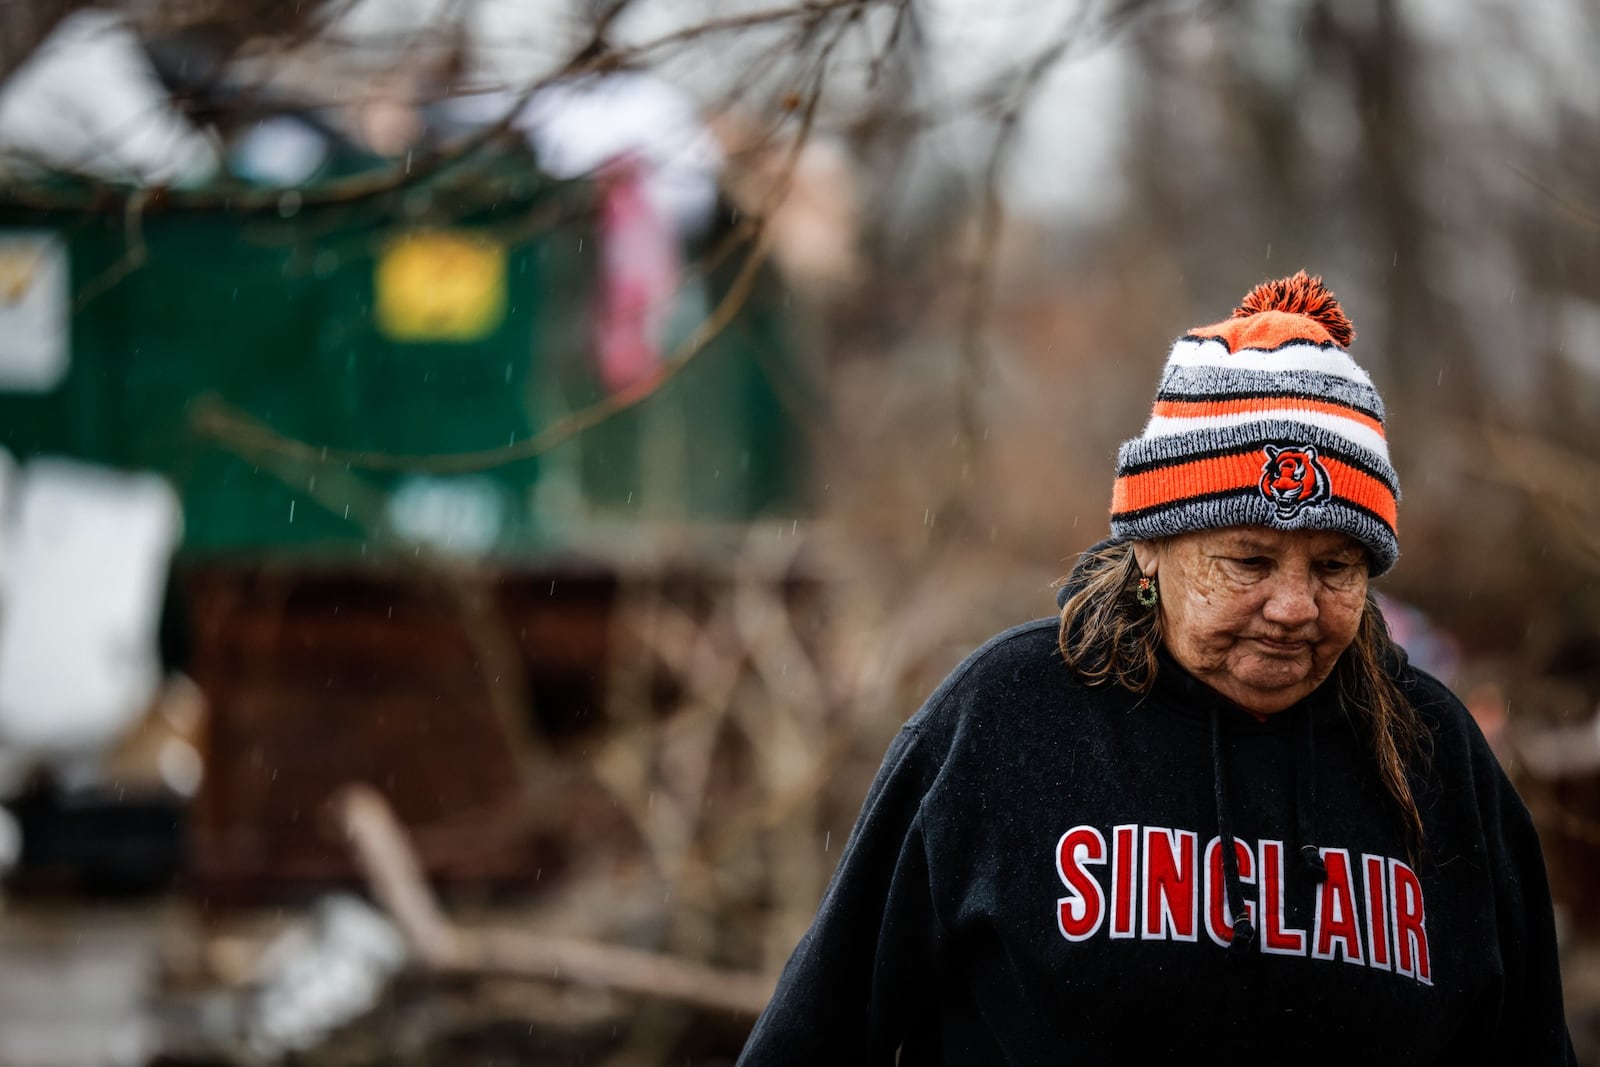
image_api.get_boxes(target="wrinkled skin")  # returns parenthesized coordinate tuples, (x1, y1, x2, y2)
(1132, 527, 1370, 717)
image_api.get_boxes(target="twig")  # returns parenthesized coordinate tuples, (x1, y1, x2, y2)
(867, 0, 915, 89)
(617, 0, 868, 66)
(0, 1, 84, 93)
(70, 186, 150, 311)
(1474, 423, 1600, 517)
(1454, 420, 1600, 571)
(0, 0, 880, 216)
(462, 929, 772, 1019)
(440, 565, 548, 770)
(955, 8, 1089, 471)
(335, 783, 776, 1016)
(338, 783, 462, 966)
(1508, 163, 1600, 233)
(1528, 797, 1600, 849)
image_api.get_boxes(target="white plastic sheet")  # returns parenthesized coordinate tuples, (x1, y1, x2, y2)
(0, 459, 182, 759)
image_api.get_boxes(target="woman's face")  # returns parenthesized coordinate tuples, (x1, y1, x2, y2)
(1133, 527, 1370, 716)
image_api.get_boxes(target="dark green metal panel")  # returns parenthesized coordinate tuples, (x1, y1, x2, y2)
(0, 149, 807, 560)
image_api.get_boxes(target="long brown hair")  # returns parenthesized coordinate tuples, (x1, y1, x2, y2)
(1056, 541, 1428, 853)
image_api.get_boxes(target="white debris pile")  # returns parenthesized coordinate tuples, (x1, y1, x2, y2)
(244, 895, 410, 1059)
(0, 458, 182, 781)
(0, 10, 219, 186)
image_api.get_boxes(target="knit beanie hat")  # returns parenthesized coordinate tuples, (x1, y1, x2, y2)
(1109, 271, 1400, 575)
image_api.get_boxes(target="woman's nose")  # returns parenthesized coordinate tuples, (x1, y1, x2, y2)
(1261, 573, 1318, 628)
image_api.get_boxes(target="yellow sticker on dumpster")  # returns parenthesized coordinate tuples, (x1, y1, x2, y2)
(375, 230, 507, 342)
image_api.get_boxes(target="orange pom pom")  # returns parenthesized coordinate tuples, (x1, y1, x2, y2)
(1232, 270, 1355, 348)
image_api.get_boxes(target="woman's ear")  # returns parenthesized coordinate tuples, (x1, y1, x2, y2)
(1132, 541, 1159, 578)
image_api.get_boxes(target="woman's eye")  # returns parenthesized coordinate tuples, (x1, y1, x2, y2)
(1234, 557, 1268, 567)
(1317, 559, 1365, 581)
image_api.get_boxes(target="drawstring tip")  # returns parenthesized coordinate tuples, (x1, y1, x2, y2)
(1299, 845, 1327, 882)
(1228, 918, 1257, 957)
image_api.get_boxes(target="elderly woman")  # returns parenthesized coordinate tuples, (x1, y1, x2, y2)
(737, 274, 1574, 1063)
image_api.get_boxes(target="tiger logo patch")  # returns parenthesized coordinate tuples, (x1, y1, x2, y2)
(1260, 444, 1331, 519)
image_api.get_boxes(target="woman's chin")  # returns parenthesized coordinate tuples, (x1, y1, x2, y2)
(1212, 660, 1317, 714)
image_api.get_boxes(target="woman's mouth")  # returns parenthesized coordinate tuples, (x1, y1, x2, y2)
(1252, 637, 1309, 654)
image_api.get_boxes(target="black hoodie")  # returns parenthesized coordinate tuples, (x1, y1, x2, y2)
(737, 559, 1575, 1064)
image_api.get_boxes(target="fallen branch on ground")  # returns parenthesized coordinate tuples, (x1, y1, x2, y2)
(335, 783, 775, 1018)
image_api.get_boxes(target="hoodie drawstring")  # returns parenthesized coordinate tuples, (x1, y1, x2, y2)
(1212, 703, 1326, 956)
(1297, 709, 1327, 883)
(1210, 705, 1257, 956)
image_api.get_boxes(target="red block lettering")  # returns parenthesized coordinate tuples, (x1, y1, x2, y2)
(1110, 824, 1139, 939)
(1055, 826, 1107, 941)
(1363, 853, 1391, 971)
(1312, 848, 1365, 965)
(1203, 836, 1256, 948)
(1259, 840, 1308, 956)
(1142, 827, 1199, 941)
(1391, 859, 1432, 984)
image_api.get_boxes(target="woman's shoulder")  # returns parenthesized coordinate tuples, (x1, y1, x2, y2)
(1392, 656, 1480, 741)
(1391, 654, 1513, 794)
(1394, 658, 1462, 710)
(905, 616, 1097, 736)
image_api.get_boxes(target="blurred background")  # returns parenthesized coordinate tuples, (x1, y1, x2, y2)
(0, 0, 1597, 1062)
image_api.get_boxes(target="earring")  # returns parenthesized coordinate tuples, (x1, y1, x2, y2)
(1136, 576, 1159, 608)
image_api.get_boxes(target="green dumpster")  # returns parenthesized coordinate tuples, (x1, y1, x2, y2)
(0, 143, 809, 560)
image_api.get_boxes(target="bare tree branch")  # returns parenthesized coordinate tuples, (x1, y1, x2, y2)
(0, 0, 89, 92)
(187, 13, 853, 478)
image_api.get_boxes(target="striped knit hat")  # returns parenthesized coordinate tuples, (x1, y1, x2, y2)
(1109, 271, 1400, 574)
